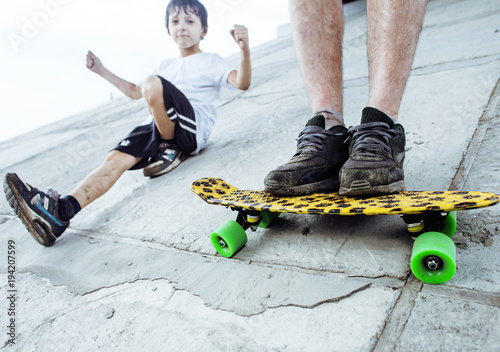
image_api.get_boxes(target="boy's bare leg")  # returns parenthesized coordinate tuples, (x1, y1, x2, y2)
(3, 150, 140, 246)
(70, 151, 141, 209)
(367, 0, 427, 119)
(142, 75, 176, 139)
(289, 0, 344, 128)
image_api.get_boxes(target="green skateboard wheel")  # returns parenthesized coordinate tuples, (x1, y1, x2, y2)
(411, 231, 456, 284)
(441, 211, 457, 237)
(259, 210, 280, 228)
(211, 220, 248, 257)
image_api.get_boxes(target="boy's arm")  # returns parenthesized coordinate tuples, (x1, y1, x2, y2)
(86, 51, 143, 100)
(227, 25, 251, 91)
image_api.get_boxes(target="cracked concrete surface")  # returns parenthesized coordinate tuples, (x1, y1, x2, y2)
(3, 273, 396, 352)
(6, 219, 378, 316)
(1, 0, 500, 350)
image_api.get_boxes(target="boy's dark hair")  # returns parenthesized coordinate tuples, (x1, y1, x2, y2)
(166, 0, 208, 33)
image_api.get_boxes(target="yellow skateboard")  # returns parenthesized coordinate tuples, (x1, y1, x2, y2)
(191, 177, 499, 284)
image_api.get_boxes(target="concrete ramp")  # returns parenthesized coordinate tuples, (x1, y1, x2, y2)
(1, 0, 500, 350)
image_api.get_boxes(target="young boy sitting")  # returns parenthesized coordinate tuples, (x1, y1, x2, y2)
(3, 0, 252, 247)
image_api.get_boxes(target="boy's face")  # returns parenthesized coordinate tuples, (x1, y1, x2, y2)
(167, 7, 207, 50)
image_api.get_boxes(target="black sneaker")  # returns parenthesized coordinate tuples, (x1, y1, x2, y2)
(143, 142, 187, 178)
(264, 115, 348, 195)
(3, 173, 68, 246)
(339, 108, 406, 196)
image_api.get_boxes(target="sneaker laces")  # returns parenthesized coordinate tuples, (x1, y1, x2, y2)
(294, 126, 331, 156)
(46, 188, 60, 201)
(347, 122, 397, 159)
(158, 142, 179, 161)
(30, 188, 59, 209)
(158, 142, 176, 154)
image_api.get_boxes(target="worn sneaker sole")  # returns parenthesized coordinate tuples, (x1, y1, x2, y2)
(264, 176, 341, 196)
(3, 175, 57, 247)
(339, 180, 406, 196)
(143, 153, 188, 178)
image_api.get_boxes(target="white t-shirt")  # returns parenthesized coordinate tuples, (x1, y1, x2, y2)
(141, 52, 235, 154)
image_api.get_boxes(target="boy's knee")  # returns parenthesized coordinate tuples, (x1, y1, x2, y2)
(141, 75, 163, 103)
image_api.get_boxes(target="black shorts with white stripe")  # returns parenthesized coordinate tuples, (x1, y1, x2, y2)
(160, 76, 197, 153)
(112, 76, 198, 170)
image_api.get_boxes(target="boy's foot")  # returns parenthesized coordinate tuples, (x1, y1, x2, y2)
(3, 173, 69, 247)
(264, 115, 348, 195)
(339, 108, 406, 196)
(143, 142, 187, 178)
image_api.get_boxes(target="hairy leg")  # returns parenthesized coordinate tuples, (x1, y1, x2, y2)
(69, 151, 141, 209)
(367, 0, 427, 119)
(142, 75, 176, 139)
(289, 0, 344, 128)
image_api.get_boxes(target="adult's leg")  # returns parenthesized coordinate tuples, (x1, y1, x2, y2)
(142, 75, 176, 139)
(69, 151, 141, 209)
(290, 0, 344, 128)
(339, 0, 426, 196)
(367, 0, 427, 119)
(263, 0, 348, 195)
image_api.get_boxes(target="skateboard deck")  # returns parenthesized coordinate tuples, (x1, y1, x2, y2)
(192, 178, 498, 216)
(191, 177, 499, 284)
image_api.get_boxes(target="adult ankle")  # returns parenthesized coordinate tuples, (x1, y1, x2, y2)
(361, 107, 396, 127)
(314, 109, 344, 129)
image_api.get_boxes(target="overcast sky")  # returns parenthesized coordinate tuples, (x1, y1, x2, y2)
(0, 0, 289, 142)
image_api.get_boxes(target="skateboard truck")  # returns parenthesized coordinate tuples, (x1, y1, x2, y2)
(234, 208, 262, 232)
(402, 212, 456, 238)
